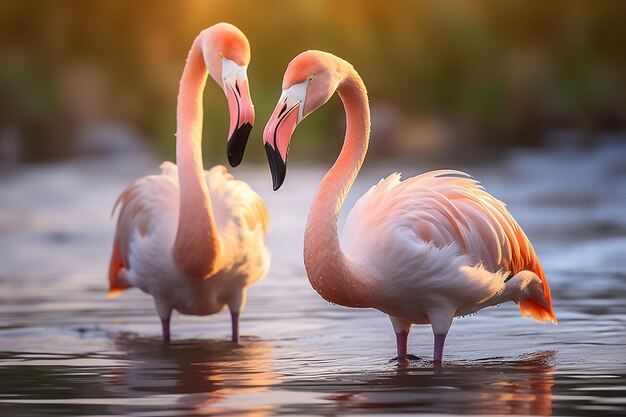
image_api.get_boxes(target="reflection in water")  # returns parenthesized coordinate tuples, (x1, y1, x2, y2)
(311, 352, 555, 415)
(107, 333, 280, 416)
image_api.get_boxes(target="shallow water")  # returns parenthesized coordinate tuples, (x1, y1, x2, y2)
(1, 143, 626, 416)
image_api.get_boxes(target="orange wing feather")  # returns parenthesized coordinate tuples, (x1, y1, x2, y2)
(107, 168, 177, 297)
(490, 194, 555, 324)
(108, 236, 130, 297)
(507, 234, 556, 324)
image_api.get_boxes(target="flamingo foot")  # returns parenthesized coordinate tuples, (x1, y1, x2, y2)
(230, 311, 240, 343)
(161, 317, 171, 343)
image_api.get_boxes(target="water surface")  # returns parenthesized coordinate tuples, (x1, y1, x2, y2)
(1, 144, 626, 416)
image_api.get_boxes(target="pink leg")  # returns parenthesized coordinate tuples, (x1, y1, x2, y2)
(433, 333, 446, 364)
(230, 311, 240, 343)
(396, 331, 409, 357)
(161, 317, 171, 343)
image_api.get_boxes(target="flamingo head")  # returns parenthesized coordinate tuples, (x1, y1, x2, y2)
(263, 51, 344, 190)
(201, 23, 255, 167)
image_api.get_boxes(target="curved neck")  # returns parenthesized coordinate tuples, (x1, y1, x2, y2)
(172, 35, 222, 279)
(303, 68, 373, 307)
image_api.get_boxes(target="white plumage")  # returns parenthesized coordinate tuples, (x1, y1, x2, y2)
(108, 24, 268, 342)
(111, 162, 269, 318)
(342, 170, 551, 329)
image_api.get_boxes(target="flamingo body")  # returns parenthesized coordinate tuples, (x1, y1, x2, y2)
(262, 50, 555, 363)
(108, 23, 268, 342)
(342, 170, 554, 326)
(110, 162, 269, 317)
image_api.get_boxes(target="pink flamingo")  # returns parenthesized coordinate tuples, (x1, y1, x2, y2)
(108, 23, 269, 343)
(263, 51, 556, 364)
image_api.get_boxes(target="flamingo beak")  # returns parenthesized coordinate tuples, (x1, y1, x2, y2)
(263, 83, 307, 190)
(222, 61, 255, 167)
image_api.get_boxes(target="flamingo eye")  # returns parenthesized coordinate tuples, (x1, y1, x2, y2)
(306, 75, 314, 83)
(218, 52, 224, 59)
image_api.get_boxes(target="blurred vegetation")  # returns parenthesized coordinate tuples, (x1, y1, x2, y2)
(0, 0, 625, 164)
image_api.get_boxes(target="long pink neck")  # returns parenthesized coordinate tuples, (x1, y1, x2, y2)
(303, 69, 373, 307)
(172, 36, 222, 279)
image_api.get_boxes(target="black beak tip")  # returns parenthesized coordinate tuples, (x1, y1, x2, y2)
(264, 142, 286, 191)
(227, 122, 253, 167)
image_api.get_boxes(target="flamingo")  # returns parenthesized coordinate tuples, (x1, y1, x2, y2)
(263, 51, 556, 364)
(108, 23, 269, 343)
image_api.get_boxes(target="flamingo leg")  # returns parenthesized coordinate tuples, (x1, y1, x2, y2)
(230, 311, 240, 343)
(161, 317, 171, 343)
(433, 333, 446, 364)
(389, 316, 413, 360)
(155, 301, 173, 343)
(396, 331, 409, 357)
(428, 309, 454, 366)
(228, 290, 246, 344)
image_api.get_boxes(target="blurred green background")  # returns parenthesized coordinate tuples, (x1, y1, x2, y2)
(1, 0, 624, 165)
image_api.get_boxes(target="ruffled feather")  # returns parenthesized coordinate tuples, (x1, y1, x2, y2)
(342, 170, 555, 322)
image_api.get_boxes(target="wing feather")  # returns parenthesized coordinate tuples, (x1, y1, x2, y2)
(343, 170, 555, 322)
(108, 162, 179, 295)
(204, 165, 269, 236)
(108, 162, 269, 297)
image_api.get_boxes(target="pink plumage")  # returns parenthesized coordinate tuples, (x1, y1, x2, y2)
(108, 24, 268, 343)
(262, 50, 555, 364)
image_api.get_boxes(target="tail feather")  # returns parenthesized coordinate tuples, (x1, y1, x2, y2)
(108, 237, 131, 297)
(516, 269, 557, 324)
(519, 298, 557, 323)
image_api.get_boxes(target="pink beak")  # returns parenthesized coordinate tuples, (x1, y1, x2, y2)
(263, 98, 301, 190)
(225, 77, 255, 167)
